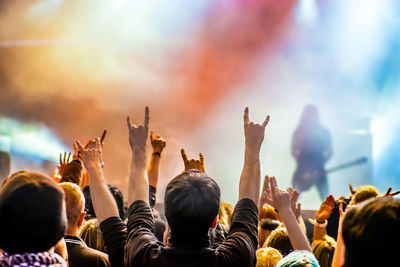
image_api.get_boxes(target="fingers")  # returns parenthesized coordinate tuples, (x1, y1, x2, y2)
(384, 187, 392, 196)
(262, 115, 270, 128)
(67, 152, 71, 163)
(270, 176, 278, 199)
(144, 106, 149, 133)
(100, 130, 107, 144)
(181, 148, 188, 162)
(127, 116, 132, 128)
(349, 184, 355, 194)
(338, 202, 344, 217)
(150, 131, 154, 141)
(199, 153, 204, 164)
(75, 140, 85, 152)
(390, 190, 400, 197)
(95, 138, 101, 150)
(243, 107, 249, 126)
(59, 153, 62, 164)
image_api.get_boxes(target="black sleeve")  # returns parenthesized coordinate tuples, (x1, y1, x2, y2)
(125, 201, 162, 267)
(100, 216, 127, 267)
(216, 198, 258, 267)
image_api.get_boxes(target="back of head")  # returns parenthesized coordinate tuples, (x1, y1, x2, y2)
(83, 184, 125, 220)
(0, 171, 66, 253)
(312, 235, 336, 267)
(264, 228, 293, 257)
(342, 197, 400, 267)
(352, 185, 379, 204)
(164, 170, 220, 246)
(277, 250, 320, 267)
(256, 247, 283, 267)
(79, 218, 107, 253)
(59, 182, 85, 232)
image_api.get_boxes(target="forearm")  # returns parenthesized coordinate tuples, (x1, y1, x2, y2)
(312, 225, 327, 241)
(279, 207, 311, 251)
(86, 166, 119, 223)
(128, 149, 148, 205)
(147, 154, 160, 188)
(331, 221, 345, 267)
(238, 149, 261, 204)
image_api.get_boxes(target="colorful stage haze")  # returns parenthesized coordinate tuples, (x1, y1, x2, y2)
(0, 0, 399, 208)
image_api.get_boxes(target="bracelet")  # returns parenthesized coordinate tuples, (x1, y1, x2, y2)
(152, 152, 161, 157)
(308, 218, 328, 228)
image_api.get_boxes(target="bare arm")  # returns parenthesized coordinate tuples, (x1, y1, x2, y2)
(127, 107, 149, 205)
(76, 138, 119, 223)
(262, 176, 311, 251)
(331, 203, 346, 267)
(238, 107, 269, 204)
(147, 131, 166, 188)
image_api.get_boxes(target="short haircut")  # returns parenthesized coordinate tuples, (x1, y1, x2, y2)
(276, 250, 319, 267)
(164, 170, 220, 245)
(263, 228, 293, 257)
(342, 197, 400, 267)
(0, 171, 66, 253)
(59, 182, 85, 230)
(256, 247, 283, 267)
(352, 185, 379, 204)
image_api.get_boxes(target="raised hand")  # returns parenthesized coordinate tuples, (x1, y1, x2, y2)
(315, 194, 335, 223)
(150, 131, 166, 154)
(75, 138, 104, 171)
(243, 107, 270, 152)
(181, 148, 205, 172)
(127, 106, 149, 152)
(382, 187, 400, 198)
(287, 187, 301, 219)
(72, 142, 81, 161)
(262, 176, 291, 212)
(58, 152, 71, 176)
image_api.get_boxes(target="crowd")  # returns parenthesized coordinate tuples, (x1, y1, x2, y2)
(0, 107, 399, 267)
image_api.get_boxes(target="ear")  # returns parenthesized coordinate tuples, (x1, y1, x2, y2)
(77, 211, 86, 228)
(211, 215, 218, 228)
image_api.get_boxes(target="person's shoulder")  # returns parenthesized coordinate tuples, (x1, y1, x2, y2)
(68, 245, 110, 267)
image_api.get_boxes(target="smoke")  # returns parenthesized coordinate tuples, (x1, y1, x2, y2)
(1, 0, 399, 207)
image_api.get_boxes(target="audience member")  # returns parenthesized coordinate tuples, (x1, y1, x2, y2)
(0, 171, 67, 266)
(59, 182, 110, 267)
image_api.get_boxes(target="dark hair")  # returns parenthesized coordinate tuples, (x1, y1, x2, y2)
(342, 197, 400, 267)
(83, 184, 125, 220)
(164, 170, 220, 246)
(0, 171, 66, 253)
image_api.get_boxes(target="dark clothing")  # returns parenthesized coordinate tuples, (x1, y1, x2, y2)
(125, 198, 258, 267)
(100, 217, 127, 267)
(64, 235, 110, 267)
(98, 185, 158, 267)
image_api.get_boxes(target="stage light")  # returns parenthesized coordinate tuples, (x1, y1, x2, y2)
(0, 117, 68, 162)
(296, 0, 318, 25)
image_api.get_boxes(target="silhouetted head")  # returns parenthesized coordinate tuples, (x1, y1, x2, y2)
(164, 170, 220, 247)
(0, 171, 66, 253)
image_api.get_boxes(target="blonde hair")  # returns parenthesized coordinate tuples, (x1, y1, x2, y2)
(79, 218, 107, 253)
(312, 235, 336, 267)
(59, 182, 85, 230)
(219, 202, 233, 229)
(353, 185, 379, 204)
(256, 247, 283, 267)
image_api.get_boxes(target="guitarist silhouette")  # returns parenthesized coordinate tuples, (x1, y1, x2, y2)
(292, 105, 332, 200)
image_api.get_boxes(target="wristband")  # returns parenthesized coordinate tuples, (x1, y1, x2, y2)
(152, 152, 161, 157)
(308, 218, 328, 228)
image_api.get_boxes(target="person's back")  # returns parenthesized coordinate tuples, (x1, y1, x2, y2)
(125, 170, 258, 267)
(60, 182, 110, 267)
